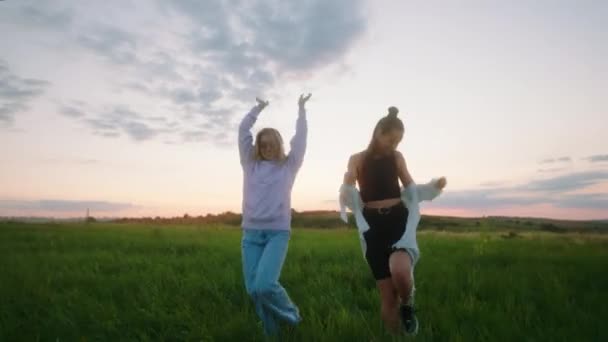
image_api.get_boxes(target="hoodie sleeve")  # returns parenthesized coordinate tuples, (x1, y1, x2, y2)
(238, 105, 262, 167)
(286, 106, 308, 173)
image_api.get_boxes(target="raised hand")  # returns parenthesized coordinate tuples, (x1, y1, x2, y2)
(298, 93, 312, 107)
(256, 97, 269, 110)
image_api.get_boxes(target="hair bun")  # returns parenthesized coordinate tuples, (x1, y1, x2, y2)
(387, 106, 399, 118)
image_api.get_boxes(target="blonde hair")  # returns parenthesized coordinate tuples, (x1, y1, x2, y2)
(254, 128, 286, 161)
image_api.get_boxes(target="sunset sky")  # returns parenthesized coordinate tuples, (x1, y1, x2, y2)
(1, 0, 606, 220)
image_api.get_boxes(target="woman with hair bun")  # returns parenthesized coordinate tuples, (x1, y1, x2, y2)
(340, 106, 447, 335)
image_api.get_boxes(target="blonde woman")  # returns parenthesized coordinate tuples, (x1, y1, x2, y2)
(238, 94, 311, 336)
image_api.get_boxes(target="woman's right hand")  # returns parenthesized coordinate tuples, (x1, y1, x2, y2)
(256, 97, 269, 110)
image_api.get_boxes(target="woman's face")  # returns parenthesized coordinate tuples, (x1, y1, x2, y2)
(375, 128, 404, 152)
(259, 133, 281, 160)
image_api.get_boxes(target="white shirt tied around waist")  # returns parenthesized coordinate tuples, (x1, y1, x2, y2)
(339, 179, 443, 265)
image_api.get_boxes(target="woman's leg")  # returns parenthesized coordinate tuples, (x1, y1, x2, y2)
(363, 210, 401, 333)
(242, 230, 265, 296)
(377, 279, 400, 333)
(364, 204, 418, 334)
(253, 230, 301, 328)
(365, 234, 402, 333)
(242, 230, 279, 335)
(389, 250, 418, 334)
(389, 250, 413, 302)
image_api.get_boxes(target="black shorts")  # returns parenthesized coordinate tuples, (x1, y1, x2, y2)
(362, 202, 409, 280)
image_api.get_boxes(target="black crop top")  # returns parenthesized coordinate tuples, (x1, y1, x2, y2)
(358, 152, 401, 202)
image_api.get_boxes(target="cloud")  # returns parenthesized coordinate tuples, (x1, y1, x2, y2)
(434, 171, 608, 211)
(79, 105, 174, 141)
(164, 86, 223, 106)
(18, 3, 73, 30)
(437, 190, 608, 211)
(537, 167, 568, 173)
(4, 0, 367, 144)
(554, 193, 608, 210)
(134, 0, 366, 142)
(584, 154, 608, 163)
(0, 199, 135, 213)
(166, 0, 367, 69)
(0, 59, 50, 126)
(57, 101, 176, 142)
(0, 102, 26, 125)
(59, 105, 86, 118)
(539, 156, 571, 164)
(163, 0, 366, 83)
(434, 190, 542, 209)
(523, 171, 608, 193)
(123, 121, 160, 141)
(0, 1, 73, 32)
(241, 1, 367, 71)
(182, 130, 208, 143)
(76, 26, 138, 65)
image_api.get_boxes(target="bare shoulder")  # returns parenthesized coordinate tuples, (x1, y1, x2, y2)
(346, 151, 367, 176)
(353, 151, 366, 161)
(348, 151, 366, 166)
(394, 150, 407, 167)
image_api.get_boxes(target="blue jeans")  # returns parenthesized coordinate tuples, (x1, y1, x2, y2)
(241, 229, 301, 335)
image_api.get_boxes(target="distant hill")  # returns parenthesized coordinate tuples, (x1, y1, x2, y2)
(3, 211, 607, 234)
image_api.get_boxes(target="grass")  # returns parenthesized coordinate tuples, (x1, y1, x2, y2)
(1, 221, 607, 341)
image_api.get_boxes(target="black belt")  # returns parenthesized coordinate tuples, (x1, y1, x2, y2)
(363, 202, 402, 215)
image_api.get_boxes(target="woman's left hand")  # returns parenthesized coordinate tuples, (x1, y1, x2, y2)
(298, 93, 312, 107)
(436, 177, 447, 190)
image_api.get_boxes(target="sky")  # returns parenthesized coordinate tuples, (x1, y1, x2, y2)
(0, 0, 607, 220)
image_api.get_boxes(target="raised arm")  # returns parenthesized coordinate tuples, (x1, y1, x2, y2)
(287, 94, 311, 173)
(238, 98, 268, 166)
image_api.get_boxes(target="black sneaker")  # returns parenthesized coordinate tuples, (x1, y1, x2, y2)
(400, 304, 419, 335)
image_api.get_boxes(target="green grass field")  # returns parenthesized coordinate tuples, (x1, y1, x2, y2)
(1, 222, 607, 341)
